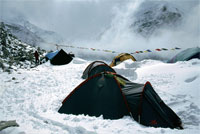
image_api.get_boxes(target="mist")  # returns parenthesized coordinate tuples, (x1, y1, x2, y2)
(1, 0, 120, 41)
(1, 0, 200, 54)
(94, 0, 200, 52)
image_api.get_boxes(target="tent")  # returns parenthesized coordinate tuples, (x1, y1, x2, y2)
(82, 61, 116, 79)
(58, 72, 183, 129)
(168, 47, 200, 63)
(110, 53, 136, 67)
(45, 49, 74, 65)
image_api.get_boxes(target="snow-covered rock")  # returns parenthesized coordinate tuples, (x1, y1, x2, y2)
(0, 22, 46, 72)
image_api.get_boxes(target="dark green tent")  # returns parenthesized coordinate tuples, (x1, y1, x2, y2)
(45, 49, 73, 65)
(82, 61, 116, 79)
(168, 47, 200, 63)
(58, 72, 183, 129)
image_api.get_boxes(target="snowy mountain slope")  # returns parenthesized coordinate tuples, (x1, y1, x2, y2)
(21, 19, 64, 44)
(4, 22, 44, 46)
(0, 57, 199, 134)
(1, 17, 64, 48)
(132, 1, 182, 38)
(96, 0, 187, 52)
(0, 22, 46, 72)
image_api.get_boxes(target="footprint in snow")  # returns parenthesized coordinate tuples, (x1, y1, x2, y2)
(178, 103, 200, 127)
(184, 75, 199, 83)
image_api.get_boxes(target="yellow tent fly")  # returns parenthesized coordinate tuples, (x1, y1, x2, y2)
(110, 53, 136, 67)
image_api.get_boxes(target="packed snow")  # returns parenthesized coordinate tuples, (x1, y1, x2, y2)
(0, 57, 200, 134)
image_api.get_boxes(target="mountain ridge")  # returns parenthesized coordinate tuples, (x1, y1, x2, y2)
(132, 1, 183, 38)
(1, 17, 64, 50)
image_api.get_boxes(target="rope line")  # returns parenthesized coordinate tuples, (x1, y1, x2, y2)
(51, 43, 181, 54)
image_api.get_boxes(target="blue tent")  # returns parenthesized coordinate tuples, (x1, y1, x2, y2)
(45, 51, 59, 60)
(45, 49, 73, 65)
(168, 47, 200, 63)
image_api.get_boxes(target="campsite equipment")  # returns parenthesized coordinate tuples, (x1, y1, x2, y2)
(82, 61, 116, 79)
(110, 53, 136, 67)
(58, 72, 182, 129)
(45, 49, 74, 65)
(168, 47, 200, 63)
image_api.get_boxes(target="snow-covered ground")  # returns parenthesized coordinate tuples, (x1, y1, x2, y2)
(0, 58, 200, 134)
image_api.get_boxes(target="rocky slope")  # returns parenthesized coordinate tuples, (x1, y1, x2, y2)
(132, 1, 182, 38)
(1, 17, 64, 49)
(0, 22, 46, 72)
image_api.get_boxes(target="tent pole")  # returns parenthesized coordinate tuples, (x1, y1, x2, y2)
(138, 115, 141, 123)
(129, 112, 133, 119)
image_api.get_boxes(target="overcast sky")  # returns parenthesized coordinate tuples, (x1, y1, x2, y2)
(1, 0, 123, 40)
(1, 0, 198, 36)
(1, 0, 200, 49)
